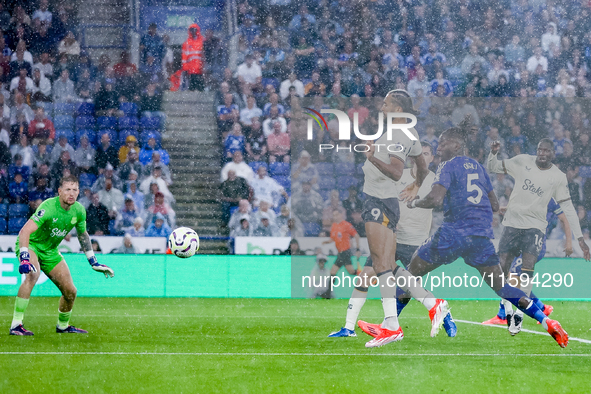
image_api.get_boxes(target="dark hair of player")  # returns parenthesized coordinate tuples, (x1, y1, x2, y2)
(385, 89, 421, 116)
(441, 115, 473, 148)
(538, 138, 555, 151)
(60, 175, 79, 186)
(420, 141, 433, 154)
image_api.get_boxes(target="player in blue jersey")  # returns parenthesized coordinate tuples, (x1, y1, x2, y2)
(362, 116, 569, 348)
(483, 198, 573, 326)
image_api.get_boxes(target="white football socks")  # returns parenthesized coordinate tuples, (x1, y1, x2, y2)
(377, 272, 400, 331)
(344, 289, 368, 331)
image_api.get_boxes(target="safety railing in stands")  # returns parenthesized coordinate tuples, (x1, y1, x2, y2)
(79, 24, 134, 50)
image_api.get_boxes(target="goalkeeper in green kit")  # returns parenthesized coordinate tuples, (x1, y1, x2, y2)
(9, 176, 114, 336)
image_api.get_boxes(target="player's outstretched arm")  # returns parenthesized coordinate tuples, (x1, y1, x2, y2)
(364, 143, 404, 181)
(78, 231, 115, 278)
(408, 184, 447, 209)
(557, 212, 573, 256)
(556, 199, 590, 261)
(486, 141, 506, 174)
(488, 191, 499, 212)
(400, 153, 429, 202)
(17, 220, 39, 275)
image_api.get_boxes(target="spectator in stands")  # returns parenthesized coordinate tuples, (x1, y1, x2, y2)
(115, 196, 141, 233)
(98, 177, 124, 219)
(28, 176, 53, 210)
(10, 113, 28, 144)
(228, 198, 252, 231)
(33, 0, 52, 26)
(262, 106, 287, 137)
(139, 54, 162, 84)
(250, 165, 288, 208)
(552, 127, 571, 157)
(28, 107, 54, 144)
(556, 142, 577, 170)
(118, 135, 138, 164)
(321, 190, 347, 232)
(304, 71, 326, 97)
(51, 150, 78, 189)
(407, 66, 430, 97)
(541, 22, 560, 53)
(30, 23, 54, 58)
(217, 93, 239, 137)
(73, 134, 96, 175)
(145, 151, 169, 182)
(292, 180, 324, 225)
(53, 68, 77, 102)
(9, 152, 30, 179)
(127, 216, 145, 237)
(145, 191, 175, 228)
(220, 151, 254, 182)
(224, 122, 246, 160)
(231, 217, 252, 237)
(75, 68, 94, 102)
(239, 96, 262, 127)
(140, 166, 173, 202)
(292, 150, 318, 192)
(9, 65, 33, 95)
(245, 117, 267, 162)
(461, 45, 487, 76)
(140, 82, 164, 118)
(9, 172, 28, 203)
(92, 162, 123, 192)
(31, 66, 51, 103)
(145, 212, 172, 238)
(574, 133, 591, 167)
(10, 92, 34, 125)
(251, 198, 277, 227)
(95, 79, 119, 116)
(34, 52, 53, 81)
(139, 136, 169, 166)
(267, 120, 290, 163)
(181, 23, 205, 91)
(115, 233, 140, 254)
(527, 47, 548, 73)
(253, 212, 279, 237)
(10, 135, 34, 168)
(58, 31, 80, 58)
(140, 23, 165, 65)
(505, 35, 525, 65)
(95, 132, 119, 171)
(276, 204, 303, 237)
(113, 51, 136, 78)
(87, 192, 110, 235)
(8, 41, 32, 80)
(49, 134, 75, 164)
(342, 186, 363, 221)
(0, 171, 8, 204)
(506, 125, 529, 156)
(220, 169, 250, 224)
(429, 70, 453, 97)
(279, 72, 304, 100)
(77, 186, 92, 209)
(118, 148, 143, 180)
(236, 54, 262, 90)
(0, 120, 9, 147)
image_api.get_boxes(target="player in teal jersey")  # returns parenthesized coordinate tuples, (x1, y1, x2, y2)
(9, 175, 114, 335)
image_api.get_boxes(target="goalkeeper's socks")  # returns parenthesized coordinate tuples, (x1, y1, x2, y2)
(497, 300, 506, 319)
(344, 287, 368, 331)
(11, 297, 30, 329)
(395, 286, 410, 316)
(57, 310, 72, 330)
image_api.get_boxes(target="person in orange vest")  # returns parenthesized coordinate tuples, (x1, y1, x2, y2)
(181, 23, 204, 91)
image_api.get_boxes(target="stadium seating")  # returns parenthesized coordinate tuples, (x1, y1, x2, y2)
(316, 162, 334, 176)
(77, 102, 95, 116)
(8, 218, 27, 235)
(336, 176, 359, 190)
(335, 163, 355, 175)
(79, 173, 97, 189)
(0, 217, 6, 234)
(140, 116, 162, 131)
(54, 102, 77, 115)
(8, 204, 29, 218)
(140, 130, 162, 147)
(37, 101, 53, 116)
(119, 116, 139, 130)
(269, 162, 290, 176)
(76, 116, 96, 130)
(120, 129, 140, 145)
(76, 129, 97, 146)
(579, 166, 591, 179)
(249, 161, 267, 172)
(273, 175, 291, 192)
(120, 102, 139, 117)
(318, 176, 336, 190)
(0, 204, 7, 217)
(54, 115, 74, 130)
(55, 129, 76, 146)
(97, 116, 117, 129)
(303, 222, 321, 236)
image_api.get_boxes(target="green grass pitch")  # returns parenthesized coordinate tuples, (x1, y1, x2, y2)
(1, 297, 590, 393)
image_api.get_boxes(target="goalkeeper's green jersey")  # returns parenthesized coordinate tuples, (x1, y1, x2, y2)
(17, 197, 87, 252)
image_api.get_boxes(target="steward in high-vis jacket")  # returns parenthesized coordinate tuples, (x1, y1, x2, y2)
(181, 23, 204, 91)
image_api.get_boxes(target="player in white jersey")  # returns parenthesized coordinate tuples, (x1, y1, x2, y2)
(329, 142, 457, 339)
(487, 138, 590, 334)
(341, 91, 450, 347)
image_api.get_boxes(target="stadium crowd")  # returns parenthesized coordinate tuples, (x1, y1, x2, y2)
(219, 0, 591, 243)
(0, 1, 175, 239)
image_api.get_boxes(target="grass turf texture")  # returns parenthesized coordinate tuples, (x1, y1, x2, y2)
(0, 298, 590, 393)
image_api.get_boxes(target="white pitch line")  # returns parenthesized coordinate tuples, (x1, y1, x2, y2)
(0, 352, 589, 357)
(455, 319, 591, 345)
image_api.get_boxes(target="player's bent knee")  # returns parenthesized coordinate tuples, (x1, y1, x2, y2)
(63, 286, 77, 300)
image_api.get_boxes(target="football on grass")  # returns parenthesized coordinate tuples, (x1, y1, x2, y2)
(168, 227, 200, 258)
